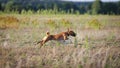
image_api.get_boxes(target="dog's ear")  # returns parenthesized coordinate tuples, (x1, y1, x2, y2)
(67, 28, 70, 32)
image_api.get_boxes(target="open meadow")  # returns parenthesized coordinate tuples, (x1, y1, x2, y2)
(0, 14, 120, 68)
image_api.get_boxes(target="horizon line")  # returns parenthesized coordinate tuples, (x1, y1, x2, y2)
(61, 0, 120, 2)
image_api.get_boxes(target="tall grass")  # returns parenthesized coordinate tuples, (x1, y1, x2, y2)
(85, 19, 103, 30)
(0, 45, 120, 68)
(0, 14, 120, 68)
(0, 16, 19, 29)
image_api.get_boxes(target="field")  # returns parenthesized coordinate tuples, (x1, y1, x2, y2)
(0, 14, 120, 68)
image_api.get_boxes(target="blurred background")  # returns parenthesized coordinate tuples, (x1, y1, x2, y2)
(0, 0, 120, 15)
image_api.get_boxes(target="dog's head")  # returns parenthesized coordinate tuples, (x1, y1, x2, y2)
(67, 28, 76, 37)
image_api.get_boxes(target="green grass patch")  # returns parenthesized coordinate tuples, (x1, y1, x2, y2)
(86, 19, 103, 30)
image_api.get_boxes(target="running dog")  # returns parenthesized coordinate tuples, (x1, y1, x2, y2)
(36, 29, 76, 47)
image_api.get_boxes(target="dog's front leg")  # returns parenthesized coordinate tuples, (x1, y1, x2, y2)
(63, 34, 68, 42)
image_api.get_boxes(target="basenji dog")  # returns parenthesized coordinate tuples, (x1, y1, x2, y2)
(36, 29, 76, 47)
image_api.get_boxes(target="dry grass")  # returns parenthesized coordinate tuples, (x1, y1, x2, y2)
(0, 45, 120, 68)
(0, 16, 19, 29)
(0, 14, 120, 68)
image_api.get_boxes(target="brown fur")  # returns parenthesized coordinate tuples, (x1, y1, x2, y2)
(37, 29, 76, 47)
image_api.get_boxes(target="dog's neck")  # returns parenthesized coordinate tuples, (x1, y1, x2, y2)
(66, 31, 70, 36)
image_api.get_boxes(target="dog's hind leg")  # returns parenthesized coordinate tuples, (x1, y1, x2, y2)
(36, 40, 42, 45)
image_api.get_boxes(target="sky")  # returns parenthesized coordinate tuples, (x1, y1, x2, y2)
(62, 0, 120, 2)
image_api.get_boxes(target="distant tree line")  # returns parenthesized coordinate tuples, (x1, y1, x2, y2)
(0, 0, 120, 15)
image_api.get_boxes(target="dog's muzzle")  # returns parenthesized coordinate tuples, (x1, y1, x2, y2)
(72, 33, 76, 37)
(70, 32, 76, 37)
(69, 31, 76, 37)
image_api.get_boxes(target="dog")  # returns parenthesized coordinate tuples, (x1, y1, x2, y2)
(36, 29, 76, 47)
